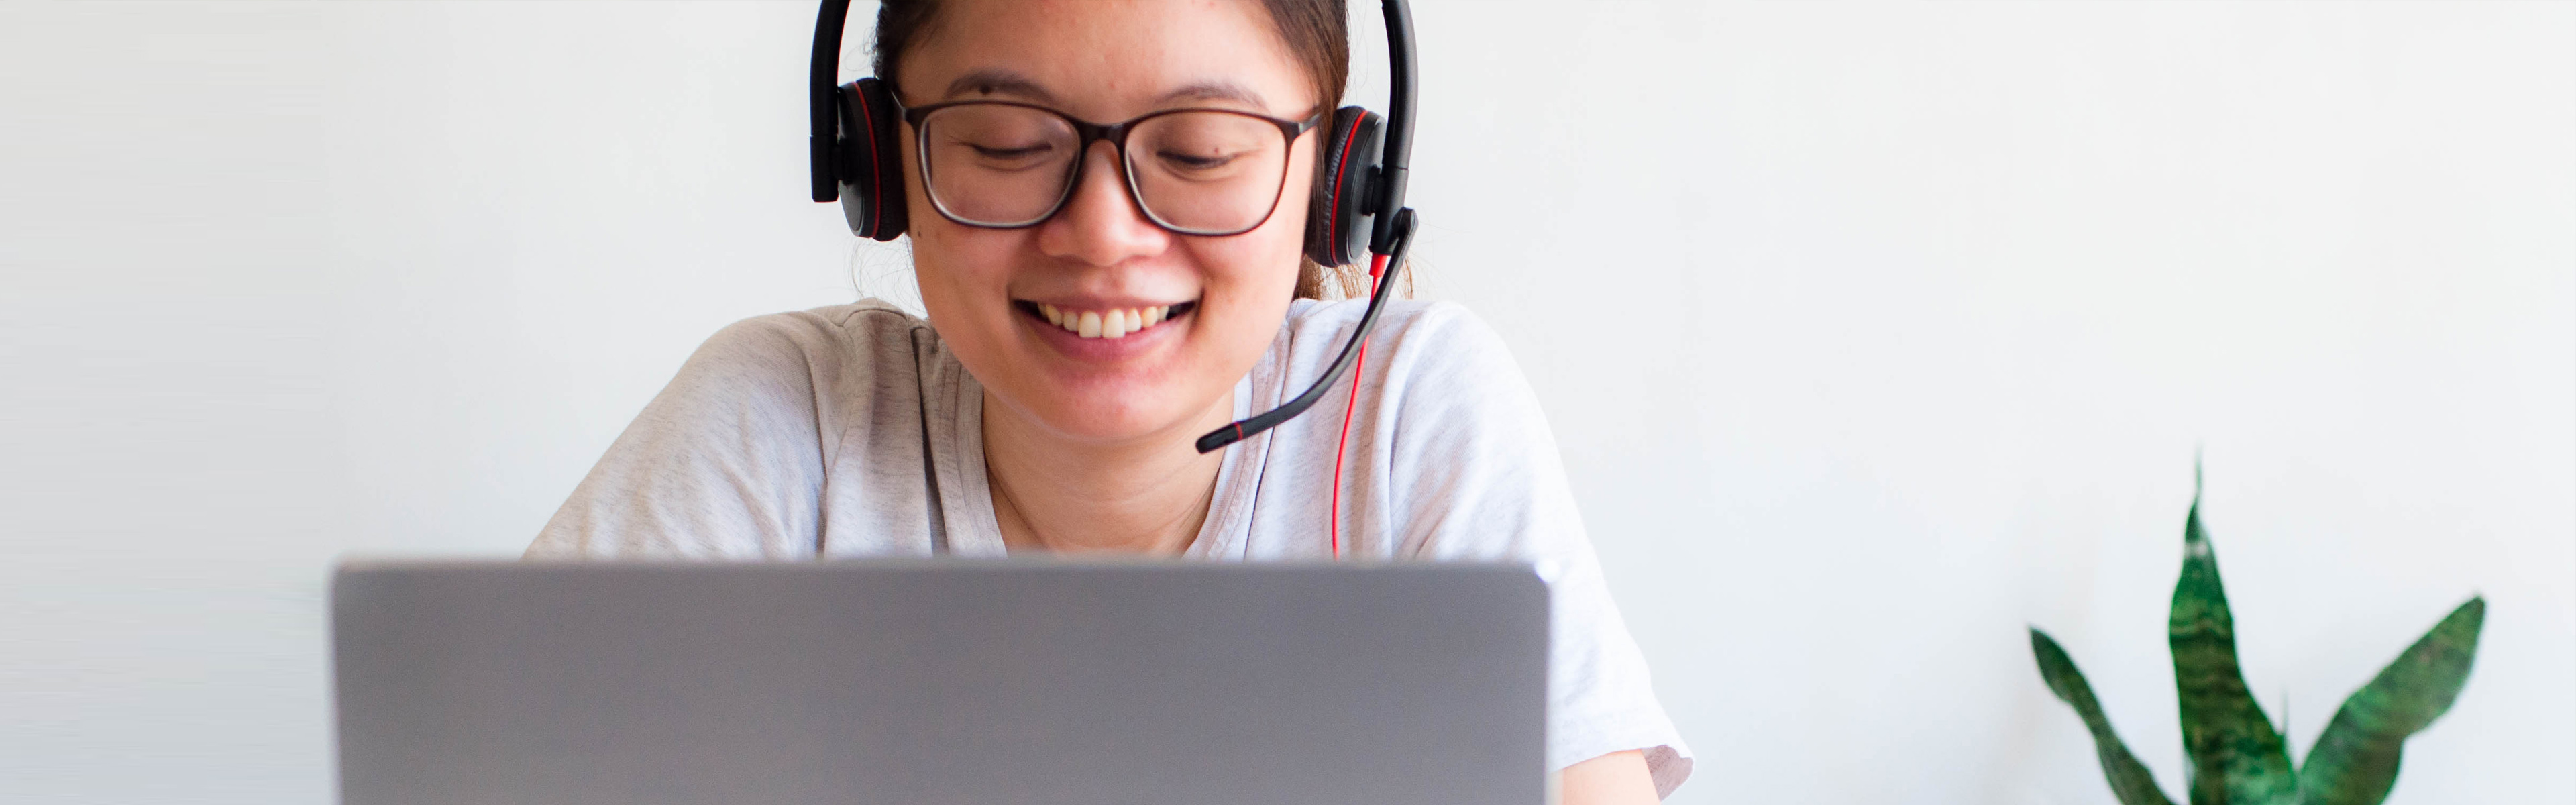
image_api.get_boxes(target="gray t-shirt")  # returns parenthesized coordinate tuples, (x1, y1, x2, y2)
(529, 297, 1693, 796)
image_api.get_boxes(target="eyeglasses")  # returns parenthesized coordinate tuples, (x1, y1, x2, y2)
(902, 100, 1324, 237)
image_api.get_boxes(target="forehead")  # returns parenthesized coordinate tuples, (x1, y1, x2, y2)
(896, 0, 1316, 120)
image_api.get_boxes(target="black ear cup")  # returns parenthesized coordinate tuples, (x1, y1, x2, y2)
(1304, 105, 1385, 268)
(834, 77, 908, 241)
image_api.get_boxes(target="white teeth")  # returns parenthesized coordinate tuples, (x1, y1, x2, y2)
(1042, 304, 1177, 339)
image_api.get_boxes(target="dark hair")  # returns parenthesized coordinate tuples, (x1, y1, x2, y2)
(871, 0, 1377, 300)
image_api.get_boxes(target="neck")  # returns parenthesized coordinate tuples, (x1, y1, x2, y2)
(981, 390, 1233, 555)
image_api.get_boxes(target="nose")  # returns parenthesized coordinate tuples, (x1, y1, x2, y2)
(1036, 141, 1171, 267)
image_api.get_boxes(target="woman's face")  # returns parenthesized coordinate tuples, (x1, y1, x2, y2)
(896, 0, 1320, 445)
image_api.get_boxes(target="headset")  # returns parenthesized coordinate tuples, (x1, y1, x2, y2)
(809, 0, 1420, 555)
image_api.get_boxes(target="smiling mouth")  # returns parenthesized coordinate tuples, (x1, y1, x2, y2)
(1016, 300, 1199, 339)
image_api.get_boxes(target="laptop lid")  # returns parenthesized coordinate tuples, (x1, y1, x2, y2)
(331, 560, 1547, 805)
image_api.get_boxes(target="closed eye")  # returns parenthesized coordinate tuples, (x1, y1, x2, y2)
(1158, 150, 1238, 170)
(973, 143, 1055, 160)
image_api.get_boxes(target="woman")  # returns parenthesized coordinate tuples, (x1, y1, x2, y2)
(529, 0, 1688, 800)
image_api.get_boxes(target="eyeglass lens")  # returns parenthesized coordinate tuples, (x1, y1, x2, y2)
(919, 105, 1293, 235)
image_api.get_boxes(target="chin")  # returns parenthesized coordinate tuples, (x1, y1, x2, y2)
(1019, 384, 1212, 445)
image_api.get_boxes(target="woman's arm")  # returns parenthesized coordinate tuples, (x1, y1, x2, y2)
(1369, 303, 1693, 797)
(1561, 750, 1662, 805)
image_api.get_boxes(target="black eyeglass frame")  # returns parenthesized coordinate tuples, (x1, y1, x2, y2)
(899, 99, 1325, 237)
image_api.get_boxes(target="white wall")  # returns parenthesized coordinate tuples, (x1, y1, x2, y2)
(5, 2, 2568, 802)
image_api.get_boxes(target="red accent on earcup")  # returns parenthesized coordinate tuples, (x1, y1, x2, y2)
(835, 78, 908, 241)
(1304, 107, 1384, 267)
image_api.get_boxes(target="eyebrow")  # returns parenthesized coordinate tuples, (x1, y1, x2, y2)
(1155, 80, 1270, 110)
(939, 70, 1273, 114)
(941, 69, 1059, 104)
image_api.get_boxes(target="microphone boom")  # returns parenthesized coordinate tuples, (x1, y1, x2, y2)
(1195, 208, 1418, 454)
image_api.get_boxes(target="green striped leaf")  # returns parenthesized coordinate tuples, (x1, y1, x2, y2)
(2296, 597, 2485, 805)
(2032, 628, 2179, 805)
(2168, 484, 2298, 805)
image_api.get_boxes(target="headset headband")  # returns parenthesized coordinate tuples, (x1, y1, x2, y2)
(808, 0, 854, 205)
(1366, 0, 1415, 254)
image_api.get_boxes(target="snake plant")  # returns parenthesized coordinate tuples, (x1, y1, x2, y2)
(2029, 471, 2485, 805)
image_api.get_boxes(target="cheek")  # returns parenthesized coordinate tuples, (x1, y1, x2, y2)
(1193, 197, 1307, 330)
(1184, 153, 1317, 364)
(1203, 152, 1317, 299)
(902, 182, 1022, 328)
(906, 228, 983, 329)
(896, 135, 962, 315)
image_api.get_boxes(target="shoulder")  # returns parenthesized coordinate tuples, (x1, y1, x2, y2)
(1281, 297, 1520, 389)
(672, 300, 937, 393)
(527, 300, 944, 559)
(688, 299, 930, 373)
(635, 299, 952, 447)
(1283, 297, 1501, 351)
(1270, 297, 1560, 541)
(1281, 297, 1538, 428)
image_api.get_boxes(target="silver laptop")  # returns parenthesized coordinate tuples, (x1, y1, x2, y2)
(331, 560, 1547, 804)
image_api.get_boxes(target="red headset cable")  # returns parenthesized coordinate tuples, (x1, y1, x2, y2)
(1328, 252, 1391, 559)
